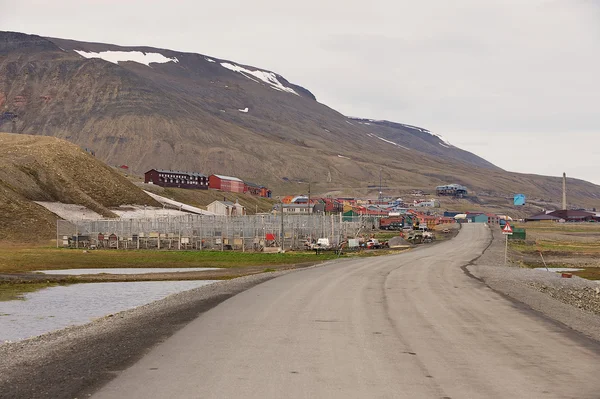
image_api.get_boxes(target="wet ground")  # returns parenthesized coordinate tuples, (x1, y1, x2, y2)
(36, 267, 222, 275)
(0, 280, 217, 342)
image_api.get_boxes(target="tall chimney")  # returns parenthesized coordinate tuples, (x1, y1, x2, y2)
(562, 172, 567, 210)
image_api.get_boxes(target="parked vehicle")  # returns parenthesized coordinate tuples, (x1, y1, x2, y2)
(379, 217, 404, 230)
(365, 239, 382, 249)
(310, 238, 331, 250)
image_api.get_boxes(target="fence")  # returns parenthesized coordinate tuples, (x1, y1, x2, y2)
(57, 214, 378, 251)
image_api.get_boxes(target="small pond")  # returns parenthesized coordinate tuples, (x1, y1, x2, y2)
(0, 280, 217, 343)
(36, 267, 222, 275)
(534, 267, 584, 272)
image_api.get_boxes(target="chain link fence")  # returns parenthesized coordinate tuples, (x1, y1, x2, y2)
(57, 214, 379, 251)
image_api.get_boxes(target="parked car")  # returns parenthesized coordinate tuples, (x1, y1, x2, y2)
(365, 239, 382, 249)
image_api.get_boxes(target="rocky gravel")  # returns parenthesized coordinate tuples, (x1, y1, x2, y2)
(469, 225, 600, 342)
(526, 279, 600, 314)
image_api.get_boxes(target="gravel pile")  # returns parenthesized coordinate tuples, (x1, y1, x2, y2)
(470, 226, 600, 342)
(526, 279, 600, 314)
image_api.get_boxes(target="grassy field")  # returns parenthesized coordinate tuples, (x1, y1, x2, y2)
(510, 222, 600, 254)
(568, 268, 600, 280)
(0, 246, 344, 274)
(509, 222, 600, 280)
(510, 240, 600, 255)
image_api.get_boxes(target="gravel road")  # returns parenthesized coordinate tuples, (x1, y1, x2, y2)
(92, 224, 600, 399)
(2, 224, 600, 398)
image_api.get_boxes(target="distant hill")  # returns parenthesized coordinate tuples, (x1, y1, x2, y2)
(0, 133, 158, 241)
(1, 31, 599, 209)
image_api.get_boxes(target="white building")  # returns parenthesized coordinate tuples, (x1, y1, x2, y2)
(207, 200, 246, 216)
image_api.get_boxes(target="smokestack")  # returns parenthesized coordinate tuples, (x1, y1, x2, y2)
(562, 172, 567, 210)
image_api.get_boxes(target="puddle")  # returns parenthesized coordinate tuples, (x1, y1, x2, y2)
(36, 267, 222, 275)
(535, 268, 584, 272)
(0, 280, 217, 343)
(0, 284, 54, 302)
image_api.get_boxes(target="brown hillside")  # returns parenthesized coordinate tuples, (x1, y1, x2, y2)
(1, 31, 599, 210)
(0, 133, 159, 241)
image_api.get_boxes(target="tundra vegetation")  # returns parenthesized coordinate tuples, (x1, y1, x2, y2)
(509, 222, 600, 280)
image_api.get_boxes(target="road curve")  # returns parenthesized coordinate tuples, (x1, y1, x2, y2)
(93, 224, 600, 399)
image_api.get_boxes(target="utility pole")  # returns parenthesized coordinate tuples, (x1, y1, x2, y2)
(308, 181, 311, 214)
(379, 168, 383, 204)
(562, 172, 567, 210)
(280, 200, 285, 252)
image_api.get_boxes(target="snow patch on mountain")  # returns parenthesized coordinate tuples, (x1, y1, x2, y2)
(431, 132, 453, 147)
(369, 133, 410, 150)
(220, 62, 299, 95)
(74, 50, 179, 66)
(205, 57, 216, 63)
(397, 123, 453, 147)
(239, 107, 249, 113)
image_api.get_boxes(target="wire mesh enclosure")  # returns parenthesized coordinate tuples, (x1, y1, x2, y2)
(57, 214, 378, 251)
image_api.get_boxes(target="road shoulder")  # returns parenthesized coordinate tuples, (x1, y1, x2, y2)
(468, 226, 600, 343)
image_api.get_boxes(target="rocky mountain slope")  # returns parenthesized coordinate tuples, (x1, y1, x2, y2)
(0, 133, 158, 241)
(1, 31, 599, 208)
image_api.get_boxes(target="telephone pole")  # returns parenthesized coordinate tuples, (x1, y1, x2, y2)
(378, 168, 383, 203)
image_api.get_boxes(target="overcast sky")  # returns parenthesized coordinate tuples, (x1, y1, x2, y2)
(2, 0, 599, 184)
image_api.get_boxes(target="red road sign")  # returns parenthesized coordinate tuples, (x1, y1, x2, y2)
(502, 223, 513, 235)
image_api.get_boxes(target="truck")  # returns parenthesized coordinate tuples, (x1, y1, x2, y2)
(379, 217, 405, 230)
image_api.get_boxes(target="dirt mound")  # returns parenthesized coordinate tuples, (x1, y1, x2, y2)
(388, 236, 411, 248)
(0, 133, 159, 242)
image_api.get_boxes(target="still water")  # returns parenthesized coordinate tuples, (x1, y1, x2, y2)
(0, 280, 217, 343)
(36, 268, 222, 275)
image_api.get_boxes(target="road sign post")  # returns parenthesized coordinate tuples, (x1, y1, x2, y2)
(502, 223, 513, 265)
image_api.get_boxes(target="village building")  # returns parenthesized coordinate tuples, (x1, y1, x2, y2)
(259, 186, 272, 198)
(244, 181, 273, 198)
(274, 203, 315, 214)
(207, 200, 246, 216)
(436, 184, 468, 197)
(322, 198, 343, 214)
(469, 213, 500, 224)
(244, 181, 262, 196)
(209, 174, 245, 193)
(412, 199, 440, 208)
(526, 209, 599, 222)
(144, 169, 208, 189)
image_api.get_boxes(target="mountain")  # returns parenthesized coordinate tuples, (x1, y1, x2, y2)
(0, 132, 158, 241)
(1, 31, 599, 208)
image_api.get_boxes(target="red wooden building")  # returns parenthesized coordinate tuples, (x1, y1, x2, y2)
(244, 181, 272, 198)
(209, 174, 245, 193)
(259, 186, 272, 198)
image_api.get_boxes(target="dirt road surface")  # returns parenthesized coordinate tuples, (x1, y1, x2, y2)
(92, 224, 600, 399)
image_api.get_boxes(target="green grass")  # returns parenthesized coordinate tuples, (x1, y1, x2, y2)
(569, 269, 600, 280)
(510, 240, 600, 254)
(0, 246, 343, 273)
(514, 223, 600, 234)
(0, 282, 58, 301)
